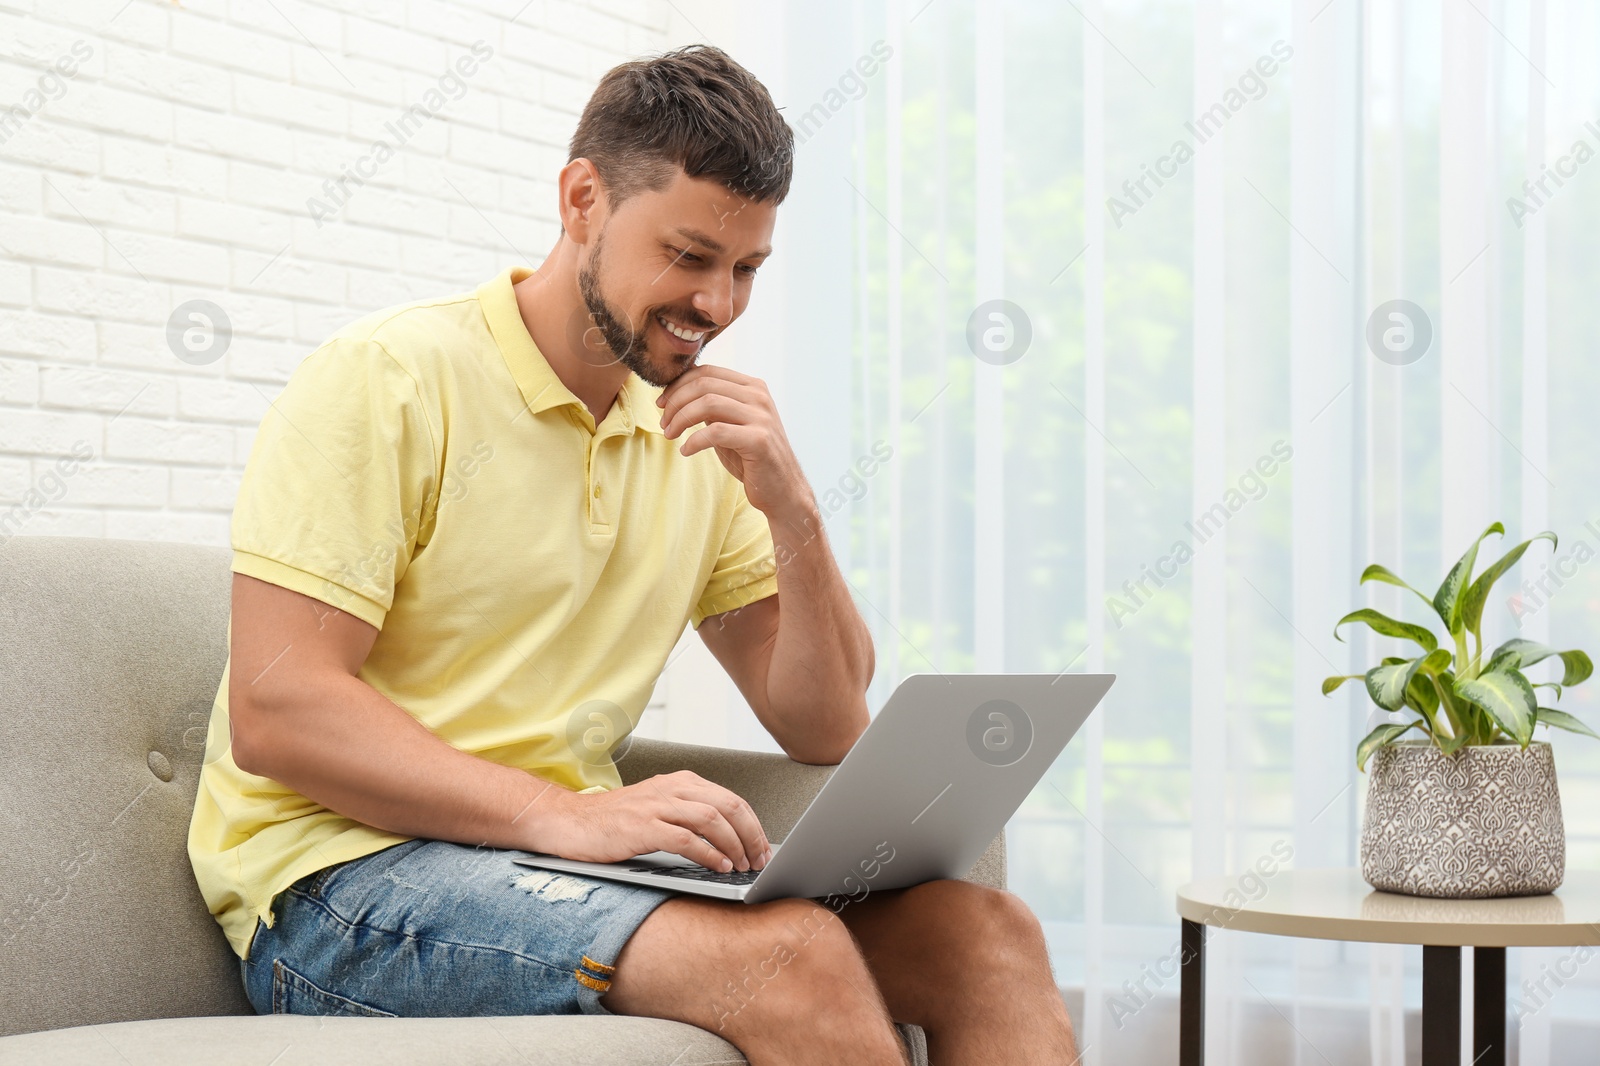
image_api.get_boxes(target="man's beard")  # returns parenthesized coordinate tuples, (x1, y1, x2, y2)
(575, 227, 706, 388)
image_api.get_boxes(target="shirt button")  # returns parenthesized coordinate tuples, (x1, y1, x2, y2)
(593, 483, 601, 498)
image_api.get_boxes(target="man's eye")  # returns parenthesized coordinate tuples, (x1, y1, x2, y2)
(672, 247, 756, 277)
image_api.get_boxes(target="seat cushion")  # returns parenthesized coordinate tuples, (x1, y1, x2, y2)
(0, 1015, 930, 1065)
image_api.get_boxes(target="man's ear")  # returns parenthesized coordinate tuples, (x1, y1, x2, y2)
(558, 158, 603, 244)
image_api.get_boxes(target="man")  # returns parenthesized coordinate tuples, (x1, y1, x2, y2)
(188, 44, 1078, 1065)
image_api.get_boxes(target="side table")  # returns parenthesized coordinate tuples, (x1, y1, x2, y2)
(1176, 868, 1600, 1066)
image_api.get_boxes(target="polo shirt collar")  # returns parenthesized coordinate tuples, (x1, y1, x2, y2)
(478, 265, 664, 435)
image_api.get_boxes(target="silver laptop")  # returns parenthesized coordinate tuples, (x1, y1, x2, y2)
(511, 672, 1115, 903)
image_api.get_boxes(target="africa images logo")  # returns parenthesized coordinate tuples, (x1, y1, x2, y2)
(306, 41, 495, 228)
(1106, 40, 1293, 229)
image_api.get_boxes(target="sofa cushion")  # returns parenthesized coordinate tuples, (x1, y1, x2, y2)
(0, 1015, 928, 1065)
(0, 1014, 930, 1065)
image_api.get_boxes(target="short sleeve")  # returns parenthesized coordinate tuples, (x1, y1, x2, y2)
(690, 474, 779, 629)
(230, 338, 439, 631)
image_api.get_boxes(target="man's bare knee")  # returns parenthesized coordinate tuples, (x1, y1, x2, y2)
(698, 898, 869, 1033)
(603, 895, 900, 1051)
(605, 897, 854, 1017)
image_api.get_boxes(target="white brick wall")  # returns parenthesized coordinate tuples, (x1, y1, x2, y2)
(1, 0, 765, 743)
(0, 0, 674, 546)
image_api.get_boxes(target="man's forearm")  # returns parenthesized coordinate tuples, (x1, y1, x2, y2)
(760, 498, 876, 764)
(232, 670, 575, 852)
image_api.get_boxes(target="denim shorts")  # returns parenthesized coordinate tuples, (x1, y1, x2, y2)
(239, 838, 681, 1018)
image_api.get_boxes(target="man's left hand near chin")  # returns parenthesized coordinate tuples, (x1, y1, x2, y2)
(655, 364, 815, 525)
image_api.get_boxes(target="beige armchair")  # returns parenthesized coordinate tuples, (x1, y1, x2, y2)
(0, 535, 1006, 1064)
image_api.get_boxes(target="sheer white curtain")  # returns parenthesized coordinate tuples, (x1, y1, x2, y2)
(668, 1, 1600, 1061)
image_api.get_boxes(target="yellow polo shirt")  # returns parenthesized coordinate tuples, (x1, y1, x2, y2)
(187, 265, 780, 960)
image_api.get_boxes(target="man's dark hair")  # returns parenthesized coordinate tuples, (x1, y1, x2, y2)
(568, 43, 795, 213)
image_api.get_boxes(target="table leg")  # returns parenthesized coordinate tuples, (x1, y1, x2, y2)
(1422, 945, 1461, 1066)
(1180, 918, 1205, 1066)
(1474, 946, 1507, 1066)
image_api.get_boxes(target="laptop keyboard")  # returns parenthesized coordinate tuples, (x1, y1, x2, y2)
(629, 863, 763, 885)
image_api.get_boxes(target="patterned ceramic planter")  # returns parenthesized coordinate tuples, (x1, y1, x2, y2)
(1360, 739, 1565, 898)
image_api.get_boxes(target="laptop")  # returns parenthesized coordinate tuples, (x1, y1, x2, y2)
(511, 672, 1115, 904)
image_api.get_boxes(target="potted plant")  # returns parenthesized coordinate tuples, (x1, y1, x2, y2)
(1323, 522, 1594, 898)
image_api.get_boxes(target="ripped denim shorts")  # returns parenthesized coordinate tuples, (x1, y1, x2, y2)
(239, 838, 680, 1018)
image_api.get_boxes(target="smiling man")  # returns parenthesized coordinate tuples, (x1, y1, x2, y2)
(188, 44, 1077, 1066)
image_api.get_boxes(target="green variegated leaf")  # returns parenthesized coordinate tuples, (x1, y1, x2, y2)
(1536, 707, 1600, 741)
(1533, 681, 1565, 700)
(1334, 609, 1439, 654)
(1435, 670, 1478, 745)
(1454, 669, 1537, 747)
(1433, 522, 1505, 633)
(1323, 675, 1364, 696)
(1359, 564, 1438, 614)
(1557, 651, 1590, 687)
(1357, 721, 1424, 772)
(1365, 664, 1410, 711)
(1416, 648, 1454, 675)
(1436, 722, 1471, 755)
(1487, 639, 1594, 687)
(1485, 648, 1520, 674)
(1403, 670, 1440, 718)
(1366, 657, 1429, 712)
(1461, 531, 1556, 635)
(1403, 664, 1451, 742)
(1371, 649, 1451, 719)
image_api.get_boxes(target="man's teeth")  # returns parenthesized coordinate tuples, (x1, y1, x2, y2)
(657, 314, 706, 342)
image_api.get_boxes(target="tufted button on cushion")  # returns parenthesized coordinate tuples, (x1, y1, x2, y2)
(147, 750, 174, 782)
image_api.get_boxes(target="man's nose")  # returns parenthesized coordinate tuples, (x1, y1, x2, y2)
(693, 273, 734, 329)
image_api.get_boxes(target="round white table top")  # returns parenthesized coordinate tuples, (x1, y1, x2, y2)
(1176, 867, 1600, 948)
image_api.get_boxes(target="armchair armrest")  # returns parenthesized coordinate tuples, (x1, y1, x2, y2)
(617, 737, 1007, 892)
